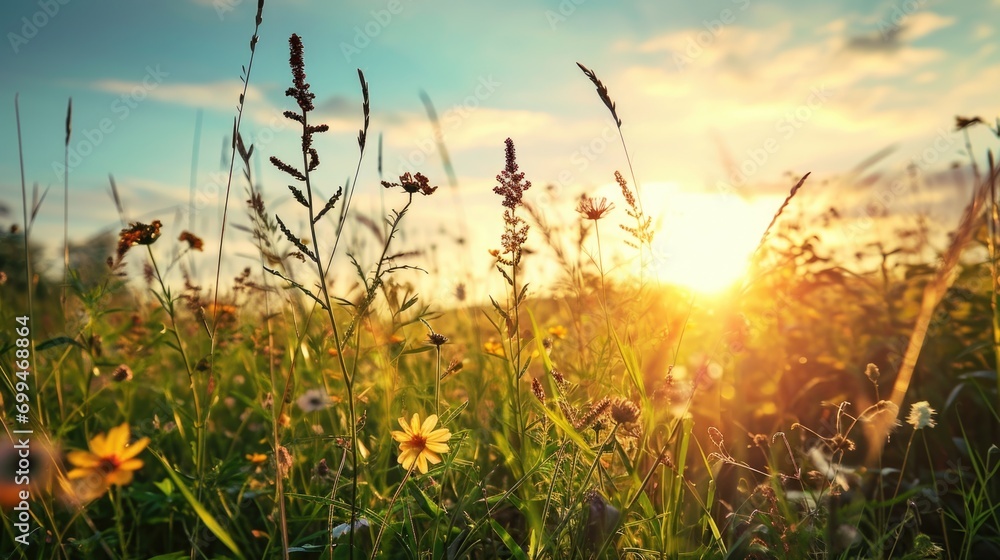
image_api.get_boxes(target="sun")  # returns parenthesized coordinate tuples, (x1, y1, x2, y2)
(640, 183, 781, 295)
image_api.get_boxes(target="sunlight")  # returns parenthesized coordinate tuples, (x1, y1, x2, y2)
(641, 182, 781, 295)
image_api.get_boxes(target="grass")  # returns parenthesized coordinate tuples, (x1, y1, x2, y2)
(2, 7, 1000, 560)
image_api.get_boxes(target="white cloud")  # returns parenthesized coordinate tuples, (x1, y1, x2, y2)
(897, 12, 956, 42)
(90, 79, 272, 114)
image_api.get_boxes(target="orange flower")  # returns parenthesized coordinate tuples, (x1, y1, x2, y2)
(67, 423, 148, 500)
(390, 413, 451, 474)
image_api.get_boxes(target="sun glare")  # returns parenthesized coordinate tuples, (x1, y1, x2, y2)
(640, 183, 780, 295)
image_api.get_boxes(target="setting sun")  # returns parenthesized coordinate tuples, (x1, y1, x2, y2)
(639, 183, 780, 294)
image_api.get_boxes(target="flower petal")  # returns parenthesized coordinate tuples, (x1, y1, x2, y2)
(67, 450, 101, 468)
(119, 458, 143, 472)
(420, 414, 439, 434)
(105, 424, 131, 455)
(425, 441, 449, 454)
(397, 416, 413, 435)
(119, 437, 149, 461)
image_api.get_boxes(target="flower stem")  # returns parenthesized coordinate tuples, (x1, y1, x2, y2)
(370, 465, 414, 558)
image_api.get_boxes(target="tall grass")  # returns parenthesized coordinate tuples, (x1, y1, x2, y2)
(2, 13, 999, 560)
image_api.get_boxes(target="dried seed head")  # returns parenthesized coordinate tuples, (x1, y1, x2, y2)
(574, 397, 611, 430)
(178, 230, 204, 251)
(907, 401, 937, 430)
(577, 195, 615, 220)
(550, 367, 566, 387)
(276, 446, 293, 479)
(610, 397, 640, 424)
(111, 364, 133, 382)
(865, 363, 880, 384)
(427, 332, 449, 347)
(442, 357, 464, 379)
(315, 458, 330, 478)
(531, 377, 545, 404)
(827, 434, 856, 453)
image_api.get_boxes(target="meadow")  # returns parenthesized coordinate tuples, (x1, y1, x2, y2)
(2, 3, 1000, 559)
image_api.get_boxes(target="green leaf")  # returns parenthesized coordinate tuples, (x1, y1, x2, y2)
(409, 484, 445, 517)
(145, 553, 188, 560)
(489, 520, 528, 560)
(36, 336, 85, 351)
(151, 451, 246, 560)
(153, 477, 174, 497)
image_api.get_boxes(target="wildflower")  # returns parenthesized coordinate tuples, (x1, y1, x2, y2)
(297, 388, 331, 412)
(111, 364, 133, 383)
(67, 423, 149, 499)
(907, 401, 937, 430)
(390, 413, 451, 474)
(116, 220, 162, 262)
(483, 339, 504, 356)
(610, 397, 640, 424)
(381, 172, 438, 196)
(493, 138, 531, 267)
(246, 453, 268, 464)
(548, 325, 567, 340)
(577, 195, 615, 220)
(574, 397, 611, 430)
(426, 332, 449, 347)
(178, 230, 204, 251)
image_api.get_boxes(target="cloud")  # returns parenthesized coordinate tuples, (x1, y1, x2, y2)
(89, 78, 275, 115)
(843, 11, 955, 53)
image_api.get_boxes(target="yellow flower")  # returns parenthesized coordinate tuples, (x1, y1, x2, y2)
(390, 413, 451, 474)
(67, 423, 149, 498)
(246, 453, 268, 464)
(484, 339, 504, 356)
(548, 325, 567, 340)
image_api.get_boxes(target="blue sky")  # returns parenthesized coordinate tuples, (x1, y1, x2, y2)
(1, 0, 998, 298)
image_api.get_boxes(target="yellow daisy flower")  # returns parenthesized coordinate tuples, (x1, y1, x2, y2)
(67, 423, 149, 498)
(390, 413, 451, 474)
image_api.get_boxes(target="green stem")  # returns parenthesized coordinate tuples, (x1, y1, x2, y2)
(370, 465, 414, 558)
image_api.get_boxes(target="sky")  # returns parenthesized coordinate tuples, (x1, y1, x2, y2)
(1, 0, 998, 301)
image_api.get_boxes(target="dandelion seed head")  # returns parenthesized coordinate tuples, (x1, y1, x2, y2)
(907, 401, 937, 430)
